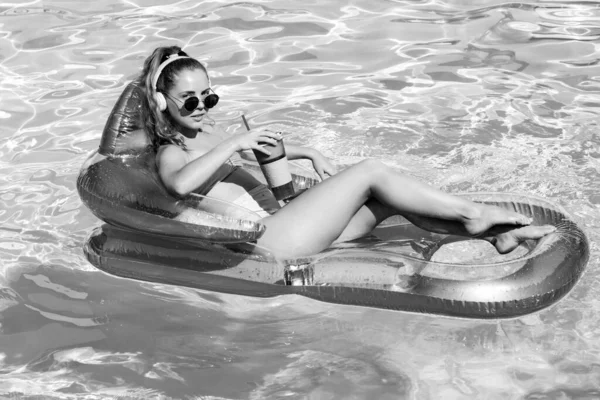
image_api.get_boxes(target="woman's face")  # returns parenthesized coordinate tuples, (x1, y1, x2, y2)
(164, 68, 210, 136)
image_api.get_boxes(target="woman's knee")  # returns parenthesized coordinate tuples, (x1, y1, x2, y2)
(355, 159, 391, 178)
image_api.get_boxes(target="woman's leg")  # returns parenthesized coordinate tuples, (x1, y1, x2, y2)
(258, 160, 553, 257)
(335, 199, 554, 254)
(333, 198, 395, 243)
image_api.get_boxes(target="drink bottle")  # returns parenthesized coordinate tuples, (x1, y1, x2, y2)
(243, 116, 295, 202)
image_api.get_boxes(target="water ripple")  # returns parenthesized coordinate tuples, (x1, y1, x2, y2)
(0, 0, 599, 398)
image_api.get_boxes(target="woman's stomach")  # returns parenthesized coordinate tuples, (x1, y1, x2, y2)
(205, 170, 282, 217)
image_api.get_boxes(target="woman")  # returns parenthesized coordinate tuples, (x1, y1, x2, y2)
(139, 45, 555, 257)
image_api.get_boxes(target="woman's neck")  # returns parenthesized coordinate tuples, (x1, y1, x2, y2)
(179, 127, 201, 139)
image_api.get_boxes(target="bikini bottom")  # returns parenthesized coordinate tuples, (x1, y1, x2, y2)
(232, 184, 281, 218)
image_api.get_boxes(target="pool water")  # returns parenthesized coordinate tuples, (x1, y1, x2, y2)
(1, 0, 599, 398)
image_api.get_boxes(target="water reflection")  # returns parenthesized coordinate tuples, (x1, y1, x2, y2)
(0, 0, 599, 397)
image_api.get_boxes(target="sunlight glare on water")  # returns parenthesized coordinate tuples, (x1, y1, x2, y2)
(0, 0, 599, 398)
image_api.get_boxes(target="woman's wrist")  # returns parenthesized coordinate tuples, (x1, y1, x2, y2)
(288, 145, 318, 161)
(302, 147, 317, 160)
(221, 135, 244, 154)
(307, 148, 326, 163)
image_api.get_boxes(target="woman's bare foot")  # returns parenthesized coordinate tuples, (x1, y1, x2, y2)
(462, 204, 532, 236)
(487, 225, 556, 254)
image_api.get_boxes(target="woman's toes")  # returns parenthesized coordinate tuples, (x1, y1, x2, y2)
(510, 214, 532, 226)
(492, 225, 556, 254)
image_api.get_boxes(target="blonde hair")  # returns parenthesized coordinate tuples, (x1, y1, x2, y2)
(139, 46, 207, 148)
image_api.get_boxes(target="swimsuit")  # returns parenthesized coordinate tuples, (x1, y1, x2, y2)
(231, 183, 280, 218)
(197, 152, 281, 218)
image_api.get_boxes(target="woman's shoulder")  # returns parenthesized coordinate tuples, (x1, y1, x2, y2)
(157, 142, 186, 157)
(156, 143, 188, 166)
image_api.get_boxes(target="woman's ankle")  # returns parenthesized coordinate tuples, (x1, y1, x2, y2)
(457, 202, 482, 223)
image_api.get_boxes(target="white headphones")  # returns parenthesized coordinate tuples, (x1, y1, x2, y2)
(152, 53, 191, 111)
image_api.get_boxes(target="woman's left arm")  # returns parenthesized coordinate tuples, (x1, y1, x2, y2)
(240, 143, 336, 180)
(286, 145, 337, 180)
(213, 123, 337, 180)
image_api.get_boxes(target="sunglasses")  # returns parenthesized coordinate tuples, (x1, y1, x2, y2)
(165, 89, 220, 111)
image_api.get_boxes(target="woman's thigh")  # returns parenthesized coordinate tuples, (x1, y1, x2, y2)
(333, 198, 397, 243)
(257, 160, 379, 257)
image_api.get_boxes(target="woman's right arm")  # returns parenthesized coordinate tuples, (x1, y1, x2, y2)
(157, 130, 280, 197)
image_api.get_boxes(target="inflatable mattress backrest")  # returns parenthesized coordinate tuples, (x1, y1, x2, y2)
(99, 79, 151, 157)
(79, 79, 182, 218)
(78, 80, 267, 242)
